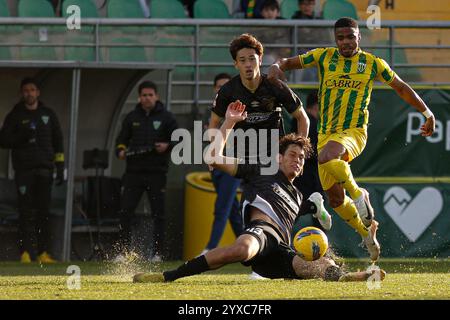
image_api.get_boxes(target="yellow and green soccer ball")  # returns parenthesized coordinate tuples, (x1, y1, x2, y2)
(293, 227, 328, 261)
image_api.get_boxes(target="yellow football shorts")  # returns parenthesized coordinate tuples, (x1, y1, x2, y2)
(317, 127, 367, 191)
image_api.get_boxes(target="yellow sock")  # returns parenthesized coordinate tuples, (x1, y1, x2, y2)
(320, 159, 362, 200)
(334, 196, 369, 237)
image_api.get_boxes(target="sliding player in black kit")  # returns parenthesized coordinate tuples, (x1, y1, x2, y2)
(134, 102, 386, 283)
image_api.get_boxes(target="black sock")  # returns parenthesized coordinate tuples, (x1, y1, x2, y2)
(163, 255, 210, 282)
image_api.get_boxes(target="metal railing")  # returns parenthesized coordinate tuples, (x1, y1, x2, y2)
(1, 18, 449, 111)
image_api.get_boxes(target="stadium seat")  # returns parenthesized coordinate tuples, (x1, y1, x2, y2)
(193, 0, 230, 19)
(64, 36, 98, 61)
(150, 0, 187, 18)
(153, 38, 194, 80)
(18, 0, 60, 61)
(280, 0, 298, 19)
(322, 0, 358, 20)
(19, 34, 58, 61)
(108, 37, 147, 62)
(199, 47, 234, 78)
(0, 0, 9, 16)
(62, 0, 98, 18)
(0, 47, 11, 60)
(371, 40, 422, 82)
(154, 39, 192, 63)
(107, 0, 145, 18)
(62, 0, 99, 61)
(0, 0, 11, 59)
(18, 0, 55, 17)
(150, 0, 193, 37)
(106, 0, 153, 34)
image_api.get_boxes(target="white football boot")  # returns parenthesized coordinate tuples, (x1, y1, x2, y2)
(308, 192, 332, 231)
(354, 188, 374, 227)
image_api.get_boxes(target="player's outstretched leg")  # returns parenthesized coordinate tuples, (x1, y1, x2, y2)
(133, 254, 211, 283)
(133, 234, 260, 283)
(338, 266, 386, 282)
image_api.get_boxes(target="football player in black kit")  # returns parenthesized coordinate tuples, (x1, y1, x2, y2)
(209, 33, 309, 152)
(208, 33, 331, 230)
(134, 102, 386, 283)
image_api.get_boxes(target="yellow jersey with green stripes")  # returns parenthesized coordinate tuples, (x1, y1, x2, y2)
(298, 47, 396, 134)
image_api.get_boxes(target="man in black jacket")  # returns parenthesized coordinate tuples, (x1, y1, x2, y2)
(0, 77, 64, 264)
(115, 81, 178, 262)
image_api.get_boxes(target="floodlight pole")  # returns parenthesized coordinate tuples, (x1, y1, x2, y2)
(62, 68, 81, 262)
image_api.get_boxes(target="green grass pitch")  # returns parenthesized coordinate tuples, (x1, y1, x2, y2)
(0, 258, 448, 300)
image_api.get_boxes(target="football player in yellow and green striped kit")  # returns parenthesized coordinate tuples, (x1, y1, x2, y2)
(268, 17, 435, 261)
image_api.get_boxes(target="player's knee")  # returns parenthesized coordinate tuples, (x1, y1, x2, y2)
(226, 243, 252, 262)
(318, 150, 338, 164)
(327, 191, 344, 208)
(318, 151, 330, 164)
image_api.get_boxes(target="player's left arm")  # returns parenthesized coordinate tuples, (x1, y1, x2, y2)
(389, 75, 435, 136)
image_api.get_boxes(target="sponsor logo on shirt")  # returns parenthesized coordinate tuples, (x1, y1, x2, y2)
(271, 183, 299, 213)
(246, 112, 272, 123)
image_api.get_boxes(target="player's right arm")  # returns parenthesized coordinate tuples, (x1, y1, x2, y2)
(204, 101, 247, 176)
(268, 48, 325, 87)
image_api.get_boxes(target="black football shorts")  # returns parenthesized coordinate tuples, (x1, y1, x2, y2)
(241, 219, 299, 279)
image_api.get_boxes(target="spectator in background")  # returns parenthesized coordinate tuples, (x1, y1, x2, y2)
(143, 0, 195, 18)
(258, 0, 288, 68)
(115, 81, 178, 262)
(291, 0, 325, 82)
(232, 0, 266, 19)
(292, 0, 320, 19)
(260, 0, 284, 20)
(199, 73, 243, 257)
(0, 77, 65, 264)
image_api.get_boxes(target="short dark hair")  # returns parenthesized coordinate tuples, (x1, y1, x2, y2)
(138, 81, 158, 95)
(279, 133, 312, 158)
(306, 91, 318, 109)
(20, 77, 39, 90)
(334, 17, 358, 30)
(262, 0, 280, 11)
(229, 33, 264, 61)
(213, 73, 231, 86)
